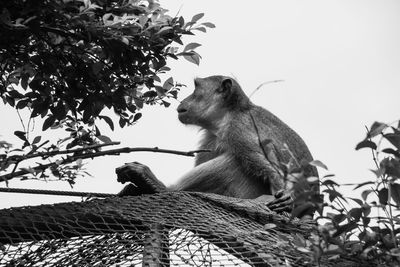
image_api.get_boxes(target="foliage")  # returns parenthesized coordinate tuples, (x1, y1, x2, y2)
(0, 0, 214, 184)
(292, 120, 400, 266)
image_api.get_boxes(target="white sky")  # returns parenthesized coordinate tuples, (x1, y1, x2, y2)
(1, 0, 400, 208)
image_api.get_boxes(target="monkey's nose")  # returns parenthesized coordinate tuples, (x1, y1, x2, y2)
(177, 107, 187, 113)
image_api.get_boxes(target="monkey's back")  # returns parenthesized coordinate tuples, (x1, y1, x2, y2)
(251, 105, 318, 177)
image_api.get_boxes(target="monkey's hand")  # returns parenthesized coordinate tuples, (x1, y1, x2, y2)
(116, 162, 167, 195)
(256, 190, 293, 213)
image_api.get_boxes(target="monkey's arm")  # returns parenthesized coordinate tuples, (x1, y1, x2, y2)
(227, 128, 286, 195)
(116, 162, 167, 196)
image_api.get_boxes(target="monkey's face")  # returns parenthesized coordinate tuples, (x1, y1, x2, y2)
(177, 77, 231, 130)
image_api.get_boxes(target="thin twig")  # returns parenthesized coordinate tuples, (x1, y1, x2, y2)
(249, 80, 284, 98)
(387, 183, 398, 248)
(16, 110, 26, 133)
(26, 140, 50, 156)
(364, 125, 380, 170)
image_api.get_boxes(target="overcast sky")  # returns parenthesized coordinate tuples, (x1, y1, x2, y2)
(1, 0, 400, 208)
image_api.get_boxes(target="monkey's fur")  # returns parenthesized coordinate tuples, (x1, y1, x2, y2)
(117, 76, 318, 212)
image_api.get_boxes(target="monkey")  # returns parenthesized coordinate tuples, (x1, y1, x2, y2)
(117, 75, 319, 215)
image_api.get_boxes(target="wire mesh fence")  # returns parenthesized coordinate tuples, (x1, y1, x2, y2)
(0, 191, 371, 266)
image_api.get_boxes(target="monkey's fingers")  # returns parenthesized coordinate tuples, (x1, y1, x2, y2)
(268, 198, 292, 209)
(268, 194, 292, 205)
(116, 162, 167, 193)
(118, 183, 142, 197)
(116, 167, 136, 184)
(269, 204, 292, 213)
(267, 195, 293, 213)
(274, 190, 285, 199)
(116, 162, 146, 184)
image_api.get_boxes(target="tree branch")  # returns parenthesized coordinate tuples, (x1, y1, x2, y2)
(0, 147, 210, 182)
(8, 141, 121, 162)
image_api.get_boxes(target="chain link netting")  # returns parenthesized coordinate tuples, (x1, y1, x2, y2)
(0, 192, 370, 266)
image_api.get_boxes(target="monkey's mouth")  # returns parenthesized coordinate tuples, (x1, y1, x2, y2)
(177, 108, 189, 123)
(177, 113, 188, 123)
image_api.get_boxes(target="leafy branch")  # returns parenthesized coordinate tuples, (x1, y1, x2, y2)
(291, 119, 400, 265)
(0, 0, 215, 185)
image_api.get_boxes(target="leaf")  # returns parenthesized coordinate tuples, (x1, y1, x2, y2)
(378, 188, 388, 205)
(163, 77, 174, 91)
(32, 136, 41, 145)
(16, 99, 29, 109)
(99, 115, 114, 131)
(183, 42, 201, 52)
(349, 198, 363, 206)
(191, 13, 204, 23)
(368, 121, 387, 138)
(183, 53, 200, 65)
(361, 189, 373, 201)
(332, 214, 346, 224)
(333, 222, 358, 238)
(119, 117, 126, 128)
(349, 208, 363, 221)
(133, 113, 142, 122)
(5, 96, 15, 106)
(323, 189, 343, 202)
(321, 179, 338, 187)
(370, 167, 385, 178)
(362, 217, 371, 227)
(391, 183, 400, 206)
(21, 73, 29, 90)
(201, 22, 216, 28)
(42, 116, 56, 131)
(127, 104, 137, 114)
(153, 75, 161, 83)
(362, 203, 371, 216)
(143, 91, 158, 98)
(353, 181, 375, 190)
(382, 148, 400, 157)
(156, 26, 173, 35)
(14, 131, 27, 141)
(355, 140, 377, 150)
(162, 100, 170, 107)
(170, 90, 178, 99)
(309, 160, 328, 170)
(381, 158, 400, 178)
(155, 86, 165, 96)
(97, 135, 112, 143)
(134, 97, 144, 109)
(8, 90, 23, 98)
(384, 133, 400, 150)
(193, 26, 206, 33)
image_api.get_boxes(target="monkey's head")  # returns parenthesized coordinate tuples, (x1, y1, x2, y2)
(177, 76, 250, 130)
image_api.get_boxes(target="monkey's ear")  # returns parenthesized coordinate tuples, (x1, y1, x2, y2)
(218, 78, 232, 94)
